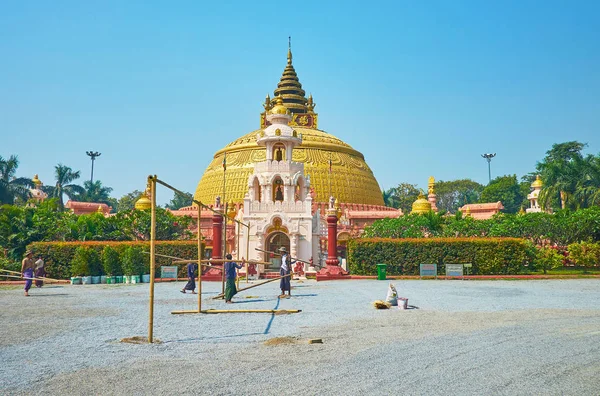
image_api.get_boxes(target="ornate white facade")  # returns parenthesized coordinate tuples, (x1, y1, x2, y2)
(239, 99, 319, 274)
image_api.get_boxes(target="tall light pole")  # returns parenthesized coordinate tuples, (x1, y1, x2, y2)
(86, 151, 101, 183)
(481, 153, 496, 183)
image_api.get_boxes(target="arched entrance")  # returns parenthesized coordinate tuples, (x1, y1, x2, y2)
(265, 231, 290, 270)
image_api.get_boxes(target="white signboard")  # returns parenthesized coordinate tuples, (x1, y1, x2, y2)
(445, 264, 464, 277)
(161, 266, 178, 279)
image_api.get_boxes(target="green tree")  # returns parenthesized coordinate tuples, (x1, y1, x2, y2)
(78, 180, 114, 207)
(165, 191, 193, 210)
(385, 183, 420, 213)
(535, 247, 564, 274)
(121, 246, 145, 276)
(382, 188, 397, 208)
(480, 175, 525, 214)
(102, 246, 121, 276)
(0, 155, 33, 205)
(116, 190, 143, 212)
(435, 179, 484, 213)
(42, 164, 85, 209)
(535, 141, 600, 210)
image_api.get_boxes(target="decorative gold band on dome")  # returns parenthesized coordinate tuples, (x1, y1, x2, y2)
(194, 128, 384, 206)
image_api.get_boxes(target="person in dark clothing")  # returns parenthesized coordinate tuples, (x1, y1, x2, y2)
(278, 247, 294, 297)
(181, 261, 197, 294)
(224, 254, 244, 303)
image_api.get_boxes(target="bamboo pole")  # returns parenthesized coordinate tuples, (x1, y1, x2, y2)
(212, 272, 293, 299)
(255, 248, 321, 267)
(0, 269, 62, 282)
(143, 252, 269, 265)
(148, 175, 156, 344)
(171, 309, 301, 315)
(171, 261, 221, 271)
(0, 274, 61, 282)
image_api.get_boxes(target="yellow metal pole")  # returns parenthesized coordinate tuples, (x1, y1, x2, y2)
(148, 175, 156, 343)
(197, 204, 202, 313)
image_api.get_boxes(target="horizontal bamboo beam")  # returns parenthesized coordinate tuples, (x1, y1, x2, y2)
(0, 269, 61, 282)
(171, 309, 301, 315)
(212, 272, 293, 299)
(0, 274, 60, 282)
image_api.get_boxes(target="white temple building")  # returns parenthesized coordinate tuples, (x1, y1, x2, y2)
(238, 97, 319, 273)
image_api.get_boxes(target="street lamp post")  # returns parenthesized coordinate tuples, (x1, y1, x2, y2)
(481, 153, 496, 183)
(86, 151, 101, 183)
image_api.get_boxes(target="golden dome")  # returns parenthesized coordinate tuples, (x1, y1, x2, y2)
(411, 193, 431, 214)
(270, 96, 288, 115)
(193, 46, 384, 207)
(32, 174, 42, 186)
(195, 127, 383, 206)
(135, 194, 151, 210)
(531, 175, 543, 188)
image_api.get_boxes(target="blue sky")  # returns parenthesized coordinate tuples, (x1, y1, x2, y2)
(1, 1, 599, 205)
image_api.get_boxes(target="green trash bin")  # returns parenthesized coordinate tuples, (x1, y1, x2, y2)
(376, 263, 387, 280)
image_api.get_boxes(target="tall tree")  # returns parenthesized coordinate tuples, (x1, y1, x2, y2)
(480, 175, 525, 214)
(42, 164, 85, 209)
(435, 179, 484, 213)
(116, 190, 143, 212)
(382, 188, 398, 208)
(393, 183, 420, 214)
(0, 155, 33, 205)
(165, 191, 193, 210)
(78, 180, 114, 206)
(535, 141, 598, 210)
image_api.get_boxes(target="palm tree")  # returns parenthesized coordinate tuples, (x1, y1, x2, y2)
(0, 155, 33, 205)
(79, 180, 113, 205)
(574, 155, 600, 207)
(536, 142, 593, 210)
(42, 164, 85, 209)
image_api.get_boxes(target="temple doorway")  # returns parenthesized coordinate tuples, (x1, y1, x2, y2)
(265, 231, 289, 270)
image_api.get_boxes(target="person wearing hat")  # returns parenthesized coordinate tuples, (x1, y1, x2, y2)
(278, 247, 294, 297)
(21, 250, 35, 296)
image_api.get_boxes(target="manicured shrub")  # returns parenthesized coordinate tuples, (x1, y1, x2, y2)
(121, 246, 144, 276)
(534, 247, 564, 274)
(27, 241, 202, 279)
(567, 242, 600, 268)
(102, 246, 121, 276)
(71, 247, 91, 277)
(347, 237, 534, 276)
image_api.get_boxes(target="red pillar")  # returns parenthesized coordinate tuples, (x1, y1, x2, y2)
(326, 213, 339, 266)
(316, 210, 349, 281)
(203, 210, 224, 281)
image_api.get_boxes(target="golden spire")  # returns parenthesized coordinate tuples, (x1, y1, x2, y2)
(32, 174, 42, 187)
(274, 39, 309, 114)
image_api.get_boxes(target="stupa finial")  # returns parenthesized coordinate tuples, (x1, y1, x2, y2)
(287, 36, 292, 65)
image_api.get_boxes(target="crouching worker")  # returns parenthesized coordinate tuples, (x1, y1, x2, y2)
(224, 254, 244, 303)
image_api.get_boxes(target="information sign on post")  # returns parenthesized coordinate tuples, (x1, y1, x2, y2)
(420, 264, 437, 278)
(161, 266, 178, 279)
(445, 264, 464, 277)
(463, 263, 472, 276)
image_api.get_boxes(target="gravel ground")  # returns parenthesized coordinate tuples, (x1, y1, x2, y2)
(1, 279, 599, 395)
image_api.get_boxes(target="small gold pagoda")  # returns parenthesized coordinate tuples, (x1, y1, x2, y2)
(411, 192, 432, 214)
(135, 183, 152, 210)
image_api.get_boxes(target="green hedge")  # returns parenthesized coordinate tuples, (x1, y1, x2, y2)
(347, 237, 535, 276)
(28, 241, 204, 279)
